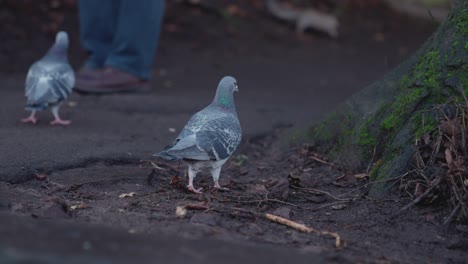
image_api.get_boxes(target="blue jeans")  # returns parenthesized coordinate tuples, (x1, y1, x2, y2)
(78, 0, 165, 80)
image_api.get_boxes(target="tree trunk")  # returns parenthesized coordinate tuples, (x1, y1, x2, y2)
(311, 1, 467, 195)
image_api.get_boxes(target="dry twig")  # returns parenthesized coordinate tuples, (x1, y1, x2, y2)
(397, 177, 441, 214)
(265, 213, 346, 248)
(291, 186, 350, 202)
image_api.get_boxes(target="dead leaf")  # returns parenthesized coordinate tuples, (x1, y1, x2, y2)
(354, 173, 369, 179)
(170, 175, 180, 185)
(287, 174, 301, 187)
(441, 119, 459, 136)
(445, 148, 453, 166)
(70, 202, 88, 210)
(331, 203, 347, 210)
(35, 173, 47, 180)
(423, 133, 431, 145)
(176, 206, 187, 218)
(119, 192, 136, 198)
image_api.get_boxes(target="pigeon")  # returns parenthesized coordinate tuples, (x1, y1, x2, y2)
(21, 31, 75, 126)
(155, 76, 242, 194)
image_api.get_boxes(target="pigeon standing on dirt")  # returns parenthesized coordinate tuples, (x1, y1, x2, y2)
(155, 76, 242, 194)
(21, 31, 75, 125)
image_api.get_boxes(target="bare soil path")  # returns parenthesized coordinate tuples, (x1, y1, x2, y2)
(2, 1, 466, 263)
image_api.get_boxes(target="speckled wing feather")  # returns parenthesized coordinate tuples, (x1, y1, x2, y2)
(158, 105, 242, 161)
(25, 61, 74, 110)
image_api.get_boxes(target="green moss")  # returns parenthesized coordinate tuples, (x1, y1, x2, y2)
(369, 159, 382, 180)
(413, 112, 437, 139)
(381, 50, 442, 131)
(370, 151, 399, 182)
(381, 88, 425, 130)
(381, 115, 398, 130)
(413, 50, 442, 91)
(453, 6, 468, 35)
(314, 121, 332, 141)
(287, 128, 312, 144)
(400, 75, 411, 88)
(444, 53, 449, 61)
(358, 127, 376, 148)
(460, 65, 468, 89)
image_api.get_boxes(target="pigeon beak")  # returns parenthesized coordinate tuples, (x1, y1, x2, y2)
(234, 84, 239, 92)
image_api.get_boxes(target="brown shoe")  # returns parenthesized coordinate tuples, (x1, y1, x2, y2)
(75, 67, 150, 94)
(77, 65, 102, 78)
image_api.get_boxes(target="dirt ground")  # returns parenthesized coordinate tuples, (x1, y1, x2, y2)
(1, 0, 467, 263)
(2, 130, 468, 263)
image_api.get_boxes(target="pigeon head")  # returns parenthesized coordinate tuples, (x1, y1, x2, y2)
(213, 76, 238, 108)
(55, 31, 69, 47)
(45, 31, 69, 59)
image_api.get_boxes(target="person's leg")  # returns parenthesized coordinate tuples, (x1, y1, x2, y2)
(78, 0, 120, 69)
(104, 0, 165, 80)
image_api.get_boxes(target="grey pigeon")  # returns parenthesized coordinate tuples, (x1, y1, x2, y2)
(21, 31, 75, 125)
(155, 76, 242, 193)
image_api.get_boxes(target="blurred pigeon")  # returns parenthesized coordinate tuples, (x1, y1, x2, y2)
(21, 31, 75, 125)
(155, 76, 242, 193)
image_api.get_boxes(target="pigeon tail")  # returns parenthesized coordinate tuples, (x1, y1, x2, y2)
(25, 103, 48, 111)
(153, 151, 181, 161)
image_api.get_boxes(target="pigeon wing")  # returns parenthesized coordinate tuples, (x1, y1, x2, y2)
(25, 61, 74, 106)
(163, 114, 241, 161)
(195, 115, 242, 161)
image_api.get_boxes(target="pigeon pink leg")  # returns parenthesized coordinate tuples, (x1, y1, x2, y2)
(187, 166, 203, 194)
(212, 166, 229, 190)
(50, 105, 71, 126)
(21, 111, 38, 124)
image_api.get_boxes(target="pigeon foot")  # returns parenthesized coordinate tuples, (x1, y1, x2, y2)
(50, 118, 71, 126)
(21, 116, 38, 124)
(187, 185, 203, 194)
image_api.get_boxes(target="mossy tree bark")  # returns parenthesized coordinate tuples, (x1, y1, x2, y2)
(312, 1, 467, 195)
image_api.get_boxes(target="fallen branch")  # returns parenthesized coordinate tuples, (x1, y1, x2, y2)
(312, 201, 350, 211)
(397, 177, 441, 214)
(444, 193, 468, 225)
(291, 186, 350, 201)
(150, 161, 168, 171)
(265, 213, 346, 248)
(265, 213, 315, 233)
(309, 155, 337, 168)
(175, 202, 209, 218)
